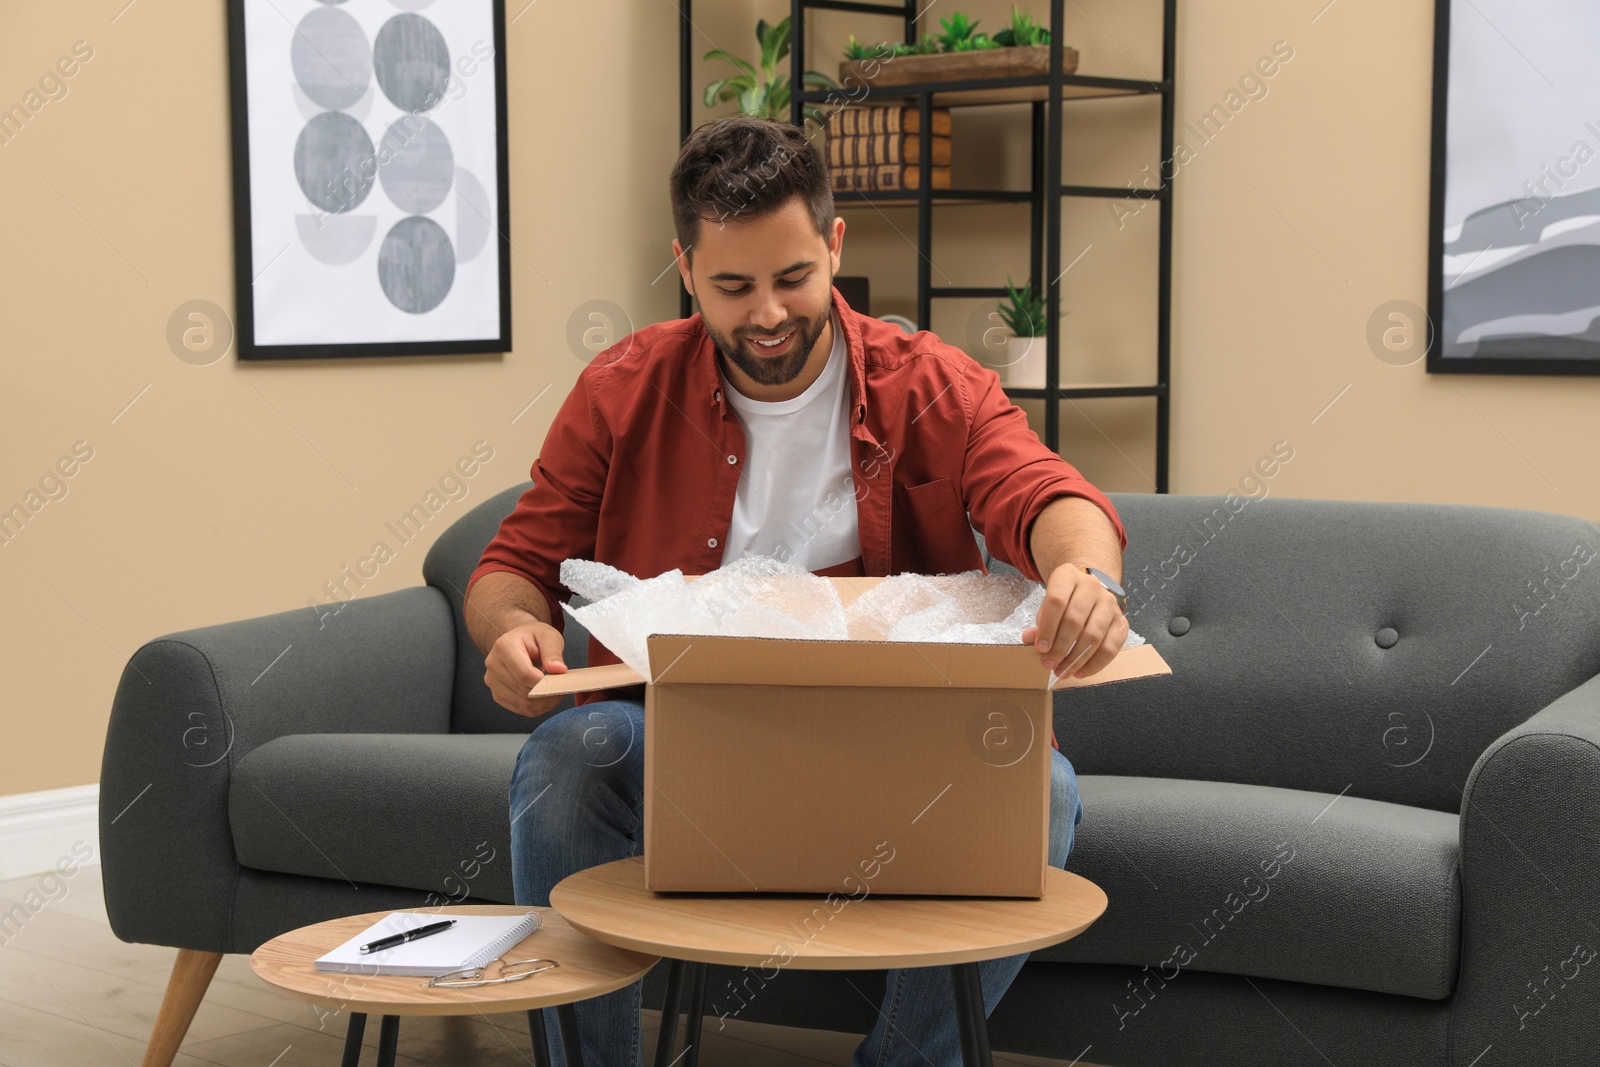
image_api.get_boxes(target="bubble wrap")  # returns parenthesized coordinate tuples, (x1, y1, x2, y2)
(843, 571, 1048, 644)
(925, 571, 1034, 623)
(559, 558, 641, 602)
(558, 556, 1144, 678)
(686, 557, 842, 632)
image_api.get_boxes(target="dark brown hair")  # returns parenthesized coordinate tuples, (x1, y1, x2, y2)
(669, 115, 833, 265)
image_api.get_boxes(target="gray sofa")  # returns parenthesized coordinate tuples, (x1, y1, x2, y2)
(101, 482, 1600, 1066)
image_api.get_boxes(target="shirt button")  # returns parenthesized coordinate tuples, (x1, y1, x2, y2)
(714, 389, 722, 402)
(707, 537, 718, 548)
(727, 454, 737, 464)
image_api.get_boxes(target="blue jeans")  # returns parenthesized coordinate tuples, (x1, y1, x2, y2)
(508, 698, 1084, 1067)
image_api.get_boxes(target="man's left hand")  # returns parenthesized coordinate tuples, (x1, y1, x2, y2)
(1020, 564, 1129, 680)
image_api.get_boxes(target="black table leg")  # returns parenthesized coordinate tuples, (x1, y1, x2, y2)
(340, 1012, 367, 1067)
(528, 1007, 552, 1067)
(651, 958, 687, 1067)
(681, 960, 708, 1067)
(950, 963, 994, 1067)
(375, 1014, 400, 1067)
(556, 1002, 586, 1067)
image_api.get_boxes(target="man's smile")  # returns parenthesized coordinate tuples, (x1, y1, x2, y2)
(748, 329, 796, 353)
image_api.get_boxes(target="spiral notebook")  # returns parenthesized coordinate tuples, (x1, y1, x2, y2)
(315, 911, 541, 977)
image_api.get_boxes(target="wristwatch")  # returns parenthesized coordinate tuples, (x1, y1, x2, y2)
(1078, 565, 1128, 614)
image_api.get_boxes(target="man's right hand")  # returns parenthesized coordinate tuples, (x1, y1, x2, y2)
(484, 620, 568, 717)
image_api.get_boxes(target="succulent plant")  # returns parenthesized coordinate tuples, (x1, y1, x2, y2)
(993, 5, 1052, 47)
(889, 36, 943, 56)
(997, 275, 1047, 338)
(935, 11, 985, 52)
(843, 8, 1058, 60)
(843, 34, 894, 61)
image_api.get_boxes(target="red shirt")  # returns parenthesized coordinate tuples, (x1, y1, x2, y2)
(468, 285, 1128, 748)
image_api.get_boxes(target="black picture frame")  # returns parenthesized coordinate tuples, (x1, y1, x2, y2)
(1427, 0, 1600, 376)
(226, 0, 512, 361)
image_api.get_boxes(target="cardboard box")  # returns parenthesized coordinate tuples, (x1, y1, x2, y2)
(531, 576, 1170, 898)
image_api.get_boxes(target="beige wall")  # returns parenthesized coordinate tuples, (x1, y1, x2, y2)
(1, 0, 1593, 795)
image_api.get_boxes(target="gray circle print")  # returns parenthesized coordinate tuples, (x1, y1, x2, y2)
(291, 5, 372, 111)
(378, 215, 456, 313)
(373, 13, 452, 113)
(295, 111, 376, 214)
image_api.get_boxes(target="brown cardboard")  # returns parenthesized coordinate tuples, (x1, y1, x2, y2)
(529, 576, 1171, 897)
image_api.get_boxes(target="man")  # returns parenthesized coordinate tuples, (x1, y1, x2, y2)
(465, 114, 1129, 1067)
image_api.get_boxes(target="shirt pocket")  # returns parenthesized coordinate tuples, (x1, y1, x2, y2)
(890, 477, 982, 573)
(896, 477, 963, 520)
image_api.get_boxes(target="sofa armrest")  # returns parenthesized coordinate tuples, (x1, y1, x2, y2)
(99, 586, 457, 954)
(1451, 671, 1600, 1063)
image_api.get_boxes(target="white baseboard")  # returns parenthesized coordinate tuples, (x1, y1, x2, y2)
(0, 784, 101, 881)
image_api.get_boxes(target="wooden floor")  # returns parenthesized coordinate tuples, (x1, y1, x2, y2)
(0, 867, 1105, 1067)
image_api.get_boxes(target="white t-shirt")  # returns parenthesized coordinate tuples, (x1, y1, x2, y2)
(718, 311, 861, 570)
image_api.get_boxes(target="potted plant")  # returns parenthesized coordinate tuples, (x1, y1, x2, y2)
(704, 17, 840, 124)
(932, 11, 1001, 52)
(843, 33, 937, 60)
(992, 5, 1052, 46)
(838, 6, 1077, 91)
(995, 275, 1048, 387)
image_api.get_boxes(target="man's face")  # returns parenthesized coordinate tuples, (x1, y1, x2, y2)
(675, 194, 844, 389)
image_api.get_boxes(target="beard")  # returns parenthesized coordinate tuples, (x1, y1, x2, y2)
(696, 290, 831, 388)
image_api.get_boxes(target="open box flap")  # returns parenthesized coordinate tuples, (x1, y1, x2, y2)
(527, 661, 645, 697)
(529, 638, 1169, 696)
(1050, 641, 1169, 690)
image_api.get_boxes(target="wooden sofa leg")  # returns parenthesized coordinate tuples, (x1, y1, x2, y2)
(140, 948, 223, 1067)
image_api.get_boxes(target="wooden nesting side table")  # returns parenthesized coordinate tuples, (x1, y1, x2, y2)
(550, 856, 1109, 1067)
(250, 904, 658, 1067)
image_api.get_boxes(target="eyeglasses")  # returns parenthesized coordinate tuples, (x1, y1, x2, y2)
(426, 957, 561, 988)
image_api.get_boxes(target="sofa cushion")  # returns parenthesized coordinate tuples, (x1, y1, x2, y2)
(1038, 775, 1461, 1000)
(230, 733, 527, 904)
(230, 738, 1461, 1001)
(1055, 495, 1600, 816)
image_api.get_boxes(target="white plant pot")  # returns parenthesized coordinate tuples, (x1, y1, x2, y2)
(1001, 334, 1045, 388)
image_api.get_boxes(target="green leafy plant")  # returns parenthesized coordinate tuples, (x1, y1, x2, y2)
(843, 33, 895, 61)
(997, 276, 1047, 337)
(845, 7, 1058, 59)
(888, 36, 943, 56)
(992, 5, 1052, 47)
(935, 11, 999, 52)
(704, 17, 841, 124)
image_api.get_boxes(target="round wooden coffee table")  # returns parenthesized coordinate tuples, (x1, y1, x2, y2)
(549, 856, 1108, 1067)
(250, 903, 658, 1067)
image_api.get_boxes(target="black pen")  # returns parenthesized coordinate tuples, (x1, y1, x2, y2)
(360, 919, 455, 955)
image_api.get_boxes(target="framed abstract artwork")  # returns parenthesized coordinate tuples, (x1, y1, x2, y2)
(226, 0, 511, 360)
(1428, 0, 1600, 375)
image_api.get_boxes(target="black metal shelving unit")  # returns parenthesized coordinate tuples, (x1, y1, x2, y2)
(677, 0, 1174, 491)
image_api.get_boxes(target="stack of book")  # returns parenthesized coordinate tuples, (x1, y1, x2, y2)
(826, 106, 953, 192)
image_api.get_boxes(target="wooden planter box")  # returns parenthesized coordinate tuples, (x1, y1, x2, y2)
(839, 45, 1079, 90)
